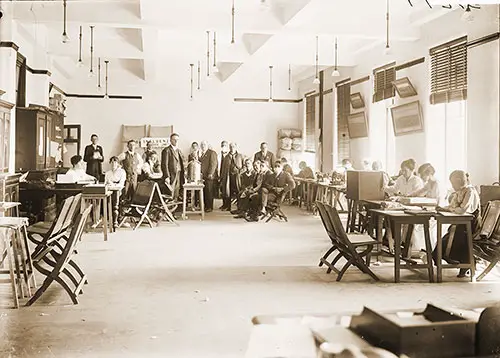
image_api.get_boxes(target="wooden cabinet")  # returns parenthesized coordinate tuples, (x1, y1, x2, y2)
(0, 173, 21, 203)
(15, 106, 65, 171)
(0, 100, 14, 173)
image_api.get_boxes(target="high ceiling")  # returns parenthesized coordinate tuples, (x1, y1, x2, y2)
(10, 0, 455, 91)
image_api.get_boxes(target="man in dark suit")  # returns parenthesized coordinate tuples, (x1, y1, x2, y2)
(220, 142, 243, 211)
(83, 134, 104, 181)
(261, 160, 296, 213)
(200, 141, 218, 212)
(253, 142, 276, 168)
(161, 133, 185, 200)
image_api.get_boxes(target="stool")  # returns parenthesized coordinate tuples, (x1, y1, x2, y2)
(81, 191, 113, 241)
(182, 183, 205, 220)
(0, 217, 36, 308)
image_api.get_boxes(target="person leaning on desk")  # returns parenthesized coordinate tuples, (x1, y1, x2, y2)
(65, 155, 98, 183)
(384, 159, 424, 197)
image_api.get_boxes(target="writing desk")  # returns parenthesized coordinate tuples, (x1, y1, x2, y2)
(81, 190, 113, 241)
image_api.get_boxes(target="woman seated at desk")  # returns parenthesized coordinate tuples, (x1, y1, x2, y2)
(142, 152, 163, 180)
(432, 170, 482, 278)
(384, 159, 424, 197)
(66, 155, 97, 183)
(104, 156, 126, 188)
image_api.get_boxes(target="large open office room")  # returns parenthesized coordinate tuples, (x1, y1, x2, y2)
(1, 0, 500, 357)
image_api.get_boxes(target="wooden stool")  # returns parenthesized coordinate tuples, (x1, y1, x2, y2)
(182, 183, 205, 220)
(0, 217, 36, 308)
(81, 191, 113, 241)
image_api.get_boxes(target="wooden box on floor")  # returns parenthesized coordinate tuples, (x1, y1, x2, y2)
(349, 305, 476, 358)
(346, 171, 385, 201)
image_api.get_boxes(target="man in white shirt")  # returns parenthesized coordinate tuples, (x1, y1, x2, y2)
(65, 155, 97, 183)
(118, 140, 144, 201)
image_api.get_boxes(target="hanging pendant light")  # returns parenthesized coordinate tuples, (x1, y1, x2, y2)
(288, 64, 292, 92)
(103, 60, 110, 100)
(190, 64, 194, 100)
(97, 57, 102, 92)
(313, 36, 320, 85)
(384, 0, 391, 55)
(461, 5, 474, 22)
(268, 65, 274, 102)
(89, 26, 95, 78)
(197, 61, 201, 90)
(61, 0, 70, 44)
(213, 31, 219, 73)
(206, 30, 211, 79)
(77, 25, 84, 67)
(332, 37, 340, 77)
(231, 0, 235, 45)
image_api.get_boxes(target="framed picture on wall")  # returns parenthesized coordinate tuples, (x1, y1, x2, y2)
(347, 112, 368, 139)
(350, 92, 365, 109)
(390, 100, 423, 136)
(392, 77, 418, 98)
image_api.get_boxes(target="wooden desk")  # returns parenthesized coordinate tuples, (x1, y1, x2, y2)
(434, 212, 475, 283)
(182, 183, 205, 220)
(370, 209, 435, 283)
(81, 191, 113, 241)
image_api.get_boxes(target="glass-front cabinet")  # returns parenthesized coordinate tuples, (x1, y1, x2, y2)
(0, 100, 14, 173)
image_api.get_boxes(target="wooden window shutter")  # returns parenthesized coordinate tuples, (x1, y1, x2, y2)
(429, 36, 467, 105)
(305, 95, 316, 152)
(337, 83, 351, 161)
(373, 65, 395, 103)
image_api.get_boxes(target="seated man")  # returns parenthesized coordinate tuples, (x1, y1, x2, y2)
(142, 152, 163, 180)
(237, 161, 268, 221)
(261, 161, 296, 215)
(231, 158, 256, 215)
(66, 155, 97, 183)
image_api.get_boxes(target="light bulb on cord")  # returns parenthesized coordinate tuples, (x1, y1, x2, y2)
(268, 98, 273, 102)
(97, 85, 102, 93)
(313, 77, 320, 85)
(213, 65, 219, 73)
(103, 93, 109, 100)
(62, 32, 70, 44)
(77, 60, 84, 68)
(88, 70, 95, 78)
(288, 88, 292, 92)
(462, 6, 474, 22)
(384, 45, 391, 56)
(260, 0, 271, 10)
(332, 69, 340, 77)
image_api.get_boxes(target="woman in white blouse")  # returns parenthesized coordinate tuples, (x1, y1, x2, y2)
(104, 156, 126, 188)
(432, 170, 482, 277)
(384, 159, 424, 197)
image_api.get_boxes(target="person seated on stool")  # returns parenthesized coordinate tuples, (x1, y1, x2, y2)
(231, 158, 256, 215)
(260, 161, 296, 217)
(142, 152, 163, 180)
(66, 155, 97, 183)
(433, 170, 482, 278)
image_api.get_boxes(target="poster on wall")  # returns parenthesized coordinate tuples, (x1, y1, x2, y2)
(347, 112, 369, 139)
(140, 137, 169, 148)
(390, 100, 424, 136)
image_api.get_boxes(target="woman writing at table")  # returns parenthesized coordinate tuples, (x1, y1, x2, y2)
(432, 170, 482, 278)
(384, 159, 424, 197)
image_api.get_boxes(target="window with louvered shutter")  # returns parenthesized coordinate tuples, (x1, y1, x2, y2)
(305, 95, 316, 153)
(429, 36, 467, 105)
(337, 83, 351, 163)
(373, 66, 395, 103)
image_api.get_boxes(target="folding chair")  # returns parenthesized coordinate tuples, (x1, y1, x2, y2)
(263, 191, 289, 223)
(316, 201, 345, 276)
(473, 201, 500, 281)
(324, 204, 379, 281)
(26, 205, 92, 306)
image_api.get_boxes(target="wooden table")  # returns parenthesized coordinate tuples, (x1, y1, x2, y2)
(182, 183, 205, 220)
(0, 201, 21, 217)
(81, 190, 113, 241)
(107, 186, 123, 230)
(370, 209, 435, 283)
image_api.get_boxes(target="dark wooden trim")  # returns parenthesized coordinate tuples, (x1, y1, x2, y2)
(323, 88, 333, 95)
(335, 77, 352, 88)
(349, 76, 371, 87)
(0, 41, 19, 51)
(304, 90, 317, 97)
(467, 32, 499, 49)
(233, 97, 301, 103)
(429, 35, 468, 54)
(373, 62, 396, 74)
(319, 71, 324, 163)
(65, 93, 143, 100)
(26, 66, 52, 76)
(49, 82, 67, 96)
(395, 57, 425, 71)
(0, 100, 15, 110)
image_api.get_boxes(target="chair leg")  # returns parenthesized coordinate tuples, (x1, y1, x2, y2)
(337, 258, 356, 281)
(54, 275, 79, 304)
(26, 277, 54, 306)
(319, 246, 336, 267)
(476, 260, 498, 281)
(326, 252, 344, 274)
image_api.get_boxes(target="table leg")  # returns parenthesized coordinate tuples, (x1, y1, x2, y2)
(113, 191, 120, 230)
(200, 189, 205, 220)
(182, 188, 187, 220)
(423, 222, 434, 283)
(102, 198, 108, 242)
(4, 232, 19, 308)
(376, 215, 384, 262)
(437, 222, 443, 283)
(22, 225, 36, 288)
(108, 196, 114, 233)
(394, 222, 402, 283)
(466, 222, 475, 282)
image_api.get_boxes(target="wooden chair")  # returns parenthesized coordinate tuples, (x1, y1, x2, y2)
(263, 191, 289, 223)
(324, 204, 379, 281)
(473, 201, 500, 281)
(316, 201, 345, 276)
(26, 205, 92, 306)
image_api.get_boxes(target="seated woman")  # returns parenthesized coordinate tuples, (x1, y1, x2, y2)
(66, 155, 97, 183)
(104, 156, 126, 188)
(384, 159, 424, 197)
(142, 152, 163, 180)
(432, 170, 482, 278)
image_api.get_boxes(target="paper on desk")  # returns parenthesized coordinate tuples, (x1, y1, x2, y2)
(245, 324, 317, 358)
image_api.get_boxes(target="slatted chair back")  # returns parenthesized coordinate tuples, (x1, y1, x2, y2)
(480, 201, 500, 239)
(132, 180, 156, 207)
(325, 204, 360, 253)
(316, 201, 336, 237)
(62, 194, 82, 231)
(58, 205, 92, 272)
(46, 196, 75, 239)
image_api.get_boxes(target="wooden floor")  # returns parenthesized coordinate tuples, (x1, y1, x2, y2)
(1, 202, 500, 357)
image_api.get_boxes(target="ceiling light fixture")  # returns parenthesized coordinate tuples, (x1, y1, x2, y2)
(77, 25, 84, 67)
(197, 61, 201, 90)
(288, 64, 292, 92)
(461, 5, 474, 22)
(190, 63, 194, 100)
(268, 65, 274, 102)
(260, 0, 271, 10)
(61, 0, 70, 44)
(213, 31, 219, 73)
(103, 60, 109, 100)
(231, 0, 235, 44)
(313, 36, 320, 85)
(206, 30, 211, 79)
(384, 0, 391, 55)
(89, 25, 95, 78)
(97, 57, 102, 92)
(332, 37, 340, 77)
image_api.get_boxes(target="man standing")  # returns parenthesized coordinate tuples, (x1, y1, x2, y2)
(161, 133, 185, 200)
(142, 141, 157, 162)
(118, 139, 143, 201)
(217, 140, 229, 207)
(200, 141, 218, 212)
(253, 142, 276, 168)
(220, 142, 243, 211)
(83, 134, 104, 181)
